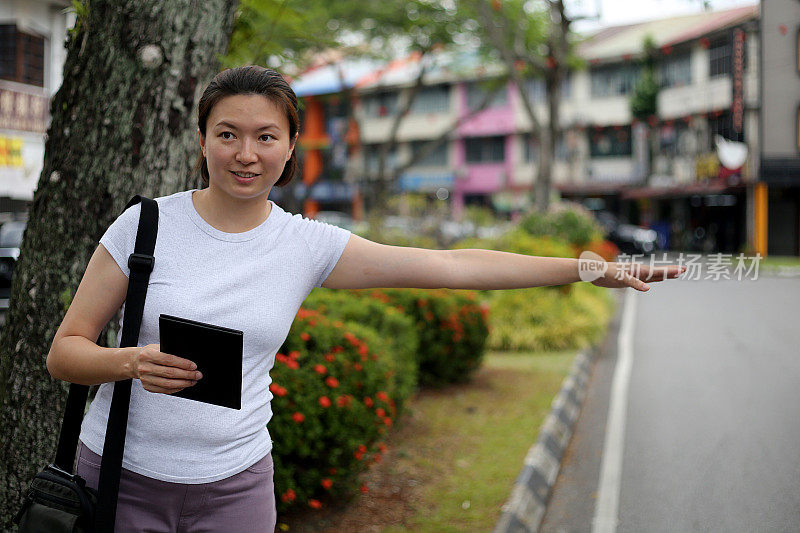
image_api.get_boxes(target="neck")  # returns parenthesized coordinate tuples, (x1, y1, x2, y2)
(192, 186, 273, 233)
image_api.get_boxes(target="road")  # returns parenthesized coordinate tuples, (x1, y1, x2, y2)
(540, 273, 800, 533)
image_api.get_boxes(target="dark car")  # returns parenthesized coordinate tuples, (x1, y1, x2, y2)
(593, 211, 658, 256)
(0, 220, 26, 306)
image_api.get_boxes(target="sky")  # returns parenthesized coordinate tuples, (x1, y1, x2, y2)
(571, 0, 759, 32)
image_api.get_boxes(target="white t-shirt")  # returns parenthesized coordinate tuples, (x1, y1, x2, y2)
(79, 190, 351, 483)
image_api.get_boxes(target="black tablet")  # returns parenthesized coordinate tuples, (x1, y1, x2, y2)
(158, 314, 243, 410)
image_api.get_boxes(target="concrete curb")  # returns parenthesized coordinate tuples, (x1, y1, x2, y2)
(493, 348, 595, 533)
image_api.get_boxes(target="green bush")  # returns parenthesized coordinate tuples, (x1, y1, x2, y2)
(453, 228, 575, 258)
(353, 288, 490, 386)
(487, 282, 613, 351)
(302, 288, 419, 405)
(270, 309, 408, 511)
(519, 204, 604, 248)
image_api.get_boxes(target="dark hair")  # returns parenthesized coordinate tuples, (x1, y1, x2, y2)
(194, 66, 299, 187)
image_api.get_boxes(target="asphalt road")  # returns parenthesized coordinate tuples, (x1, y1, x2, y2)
(541, 273, 800, 533)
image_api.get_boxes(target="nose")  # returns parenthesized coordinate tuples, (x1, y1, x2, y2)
(236, 138, 258, 164)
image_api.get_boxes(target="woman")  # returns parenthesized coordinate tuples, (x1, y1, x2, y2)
(46, 66, 683, 532)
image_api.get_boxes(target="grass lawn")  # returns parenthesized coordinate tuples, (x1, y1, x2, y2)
(279, 349, 578, 532)
(760, 255, 800, 269)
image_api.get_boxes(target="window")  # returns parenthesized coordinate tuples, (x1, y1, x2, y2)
(0, 25, 45, 87)
(589, 126, 632, 158)
(363, 144, 398, 173)
(522, 74, 571, 102)
(658, 122, 690, 156)
(361, 91, 398, 117)
(523, 133, 566, 161)
(709, 38, 731, 78)
(410, 84, 450, 114)
(465, 81, 507, 110)
(410, 140, 448, 167)
(658, 53, 692, 88)
(590, 64, 640, 97)
(464, 136, 505, 163)
(707, 110, 743, 144)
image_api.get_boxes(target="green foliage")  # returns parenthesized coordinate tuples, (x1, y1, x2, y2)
(270, 309, 408, 511)
(518, 205, 604, 248)
(630, 34, 659, 120)
(453, 228, 575, 259)
(352, 288, 490, 387)
(487, 282, 613, 352)
(302, 288, 419, 403)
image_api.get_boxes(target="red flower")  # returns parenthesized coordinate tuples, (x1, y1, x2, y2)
(358, 444, 367, 453)
(269, 383, 287, 397)
(286, 359, 299, 370)
(358, 345, 368, 356)
(319, 396, 331, 408)
(281, 489, 296, 503)
(288, 350, 300, 360)
(360, 484, 369, 494)
(354, 451, 364, 460)
(325, 354, 335, 362)
(376, 391, 389, 403)
(308, 499, 322, 509)
(373, 453, 382, 464)
(321, 478, 333, 489)
(364, 397, 374, 408)
(336, 395, 351, 408)
(325, 376, 339, 388)
(376, 408, 386, 417)
(383, 417, 393, 427)
(378, 442, 387, 453)
(308, 319, 317, 326)
(314, 364, 327, 375)
(300, 332, 310, 341)
(292, 412, 305, 423)
(353, 363, 362, 371)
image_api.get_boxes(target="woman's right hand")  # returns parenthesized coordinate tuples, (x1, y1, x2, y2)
(130, 344, 202, 394)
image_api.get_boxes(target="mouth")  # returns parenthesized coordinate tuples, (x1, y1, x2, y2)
(230, 170, 260, 183)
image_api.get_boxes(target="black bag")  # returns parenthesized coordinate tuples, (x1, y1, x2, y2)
(15, 196, 159, 533)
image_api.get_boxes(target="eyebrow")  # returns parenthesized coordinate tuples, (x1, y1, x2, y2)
(213, 120, 281, 131)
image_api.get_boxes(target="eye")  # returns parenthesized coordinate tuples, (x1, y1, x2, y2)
(260, 134, 276, 142)
(219, 131, 235, 140)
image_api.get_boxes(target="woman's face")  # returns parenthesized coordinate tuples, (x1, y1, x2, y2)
(199, 94, 295, 202)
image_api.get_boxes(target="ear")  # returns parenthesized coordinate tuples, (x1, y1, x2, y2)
(198, 129, 206, 156)
(286, 132, 298, 162)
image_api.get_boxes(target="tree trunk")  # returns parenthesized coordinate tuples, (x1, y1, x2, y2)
(0, 0, 237, 526)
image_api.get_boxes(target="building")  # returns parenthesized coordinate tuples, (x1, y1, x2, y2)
(0, 0, 73, 220)
(759, 0, 800, 256)
(290, 5, 765, 254)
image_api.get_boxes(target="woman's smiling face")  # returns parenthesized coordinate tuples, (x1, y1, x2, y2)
(199, 94, 296, 201)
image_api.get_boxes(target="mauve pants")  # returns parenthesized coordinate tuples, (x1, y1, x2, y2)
(76, 441, 277, 533)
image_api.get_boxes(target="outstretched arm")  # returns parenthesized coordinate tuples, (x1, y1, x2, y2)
(322, 234, 684, 291)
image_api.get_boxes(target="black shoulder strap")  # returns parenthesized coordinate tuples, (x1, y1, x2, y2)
(53, 196, 158, 474)
(93, 195, 158, 532)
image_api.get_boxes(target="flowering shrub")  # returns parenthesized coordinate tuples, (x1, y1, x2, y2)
(269, 309, 407, 511)
(351, 288, 490, 386)
(487, 282, 613, 351)
(302, 288, 418, 405)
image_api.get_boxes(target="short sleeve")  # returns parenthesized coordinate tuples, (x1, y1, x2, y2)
(292, 214, 352, 288)
(99, 202, 142, 278)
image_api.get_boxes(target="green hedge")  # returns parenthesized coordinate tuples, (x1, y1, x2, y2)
(270, 309, 409, 511)
(302, 288, 419, 405)
(353, 288, 490, 387)
(487, 282, 613, 352)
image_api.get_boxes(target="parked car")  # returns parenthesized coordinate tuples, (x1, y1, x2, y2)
(0, 220, 25, 307)
(593, 211, 658, 256)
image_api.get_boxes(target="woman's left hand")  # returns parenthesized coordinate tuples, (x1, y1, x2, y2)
(591, 262, 686, 292)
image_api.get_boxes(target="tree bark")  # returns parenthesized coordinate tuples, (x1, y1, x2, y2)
(0, 0, 237, 526)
